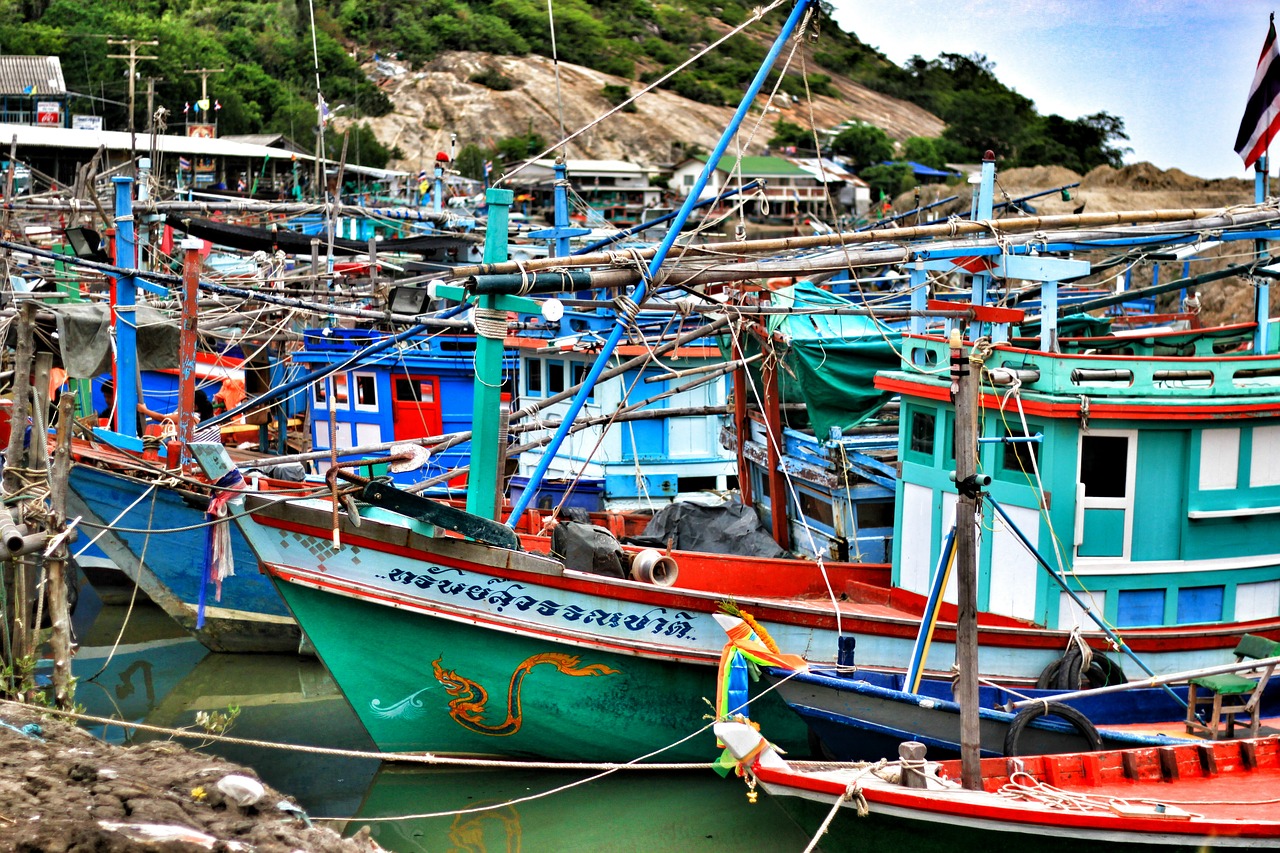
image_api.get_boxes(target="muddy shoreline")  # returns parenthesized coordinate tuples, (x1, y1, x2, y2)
(0, 701, 381, 852)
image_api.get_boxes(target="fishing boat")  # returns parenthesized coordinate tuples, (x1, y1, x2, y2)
(762, 659, 1280, 762)
(714, 719, 1280, 851)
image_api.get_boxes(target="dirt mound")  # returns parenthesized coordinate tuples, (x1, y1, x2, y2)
(0, 702, 379, 852)
(997, 166, 1083, 190)
(1082, 162, 1234, 191)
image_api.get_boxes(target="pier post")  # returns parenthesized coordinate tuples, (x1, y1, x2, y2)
(177, 237, 202, 463)
(47, 392, 75, 709)
(467, 187, 514, 520)
(952, 328, 983, 790)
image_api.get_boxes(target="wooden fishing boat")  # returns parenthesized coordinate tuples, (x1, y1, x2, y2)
(715, 720, 1280, 851)
(762, 660, 1280, 762)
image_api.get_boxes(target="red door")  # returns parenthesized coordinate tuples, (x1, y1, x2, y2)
(392, 375, 443, 440)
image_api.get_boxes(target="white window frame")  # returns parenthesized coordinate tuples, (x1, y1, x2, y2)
(1074, 428, 1137, 563)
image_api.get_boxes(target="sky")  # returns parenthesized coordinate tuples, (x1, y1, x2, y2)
(826, 0, 1277, 179)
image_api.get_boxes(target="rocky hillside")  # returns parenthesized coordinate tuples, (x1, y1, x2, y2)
(338, 50, 945, 168)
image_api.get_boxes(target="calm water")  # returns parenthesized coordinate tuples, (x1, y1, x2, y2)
(66, 592, 818, 852)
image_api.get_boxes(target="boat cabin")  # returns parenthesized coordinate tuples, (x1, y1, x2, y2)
(878, 319, 1280, 631)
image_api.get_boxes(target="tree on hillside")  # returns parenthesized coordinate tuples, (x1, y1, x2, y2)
(768, 119, 814, 151)
(832, 122, 893, 171)
(903, 136, 946, 169)
(455, 143, 487, 181)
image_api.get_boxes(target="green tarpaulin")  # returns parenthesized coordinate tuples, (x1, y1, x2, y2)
(727, 282, 902, 438)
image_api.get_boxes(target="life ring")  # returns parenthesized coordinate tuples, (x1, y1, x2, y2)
(1004, 701, 1104, 757)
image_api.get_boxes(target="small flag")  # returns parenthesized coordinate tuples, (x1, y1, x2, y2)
(417, 169, 428, 182)
(196, 98, 210, 113)
(214, 100, 222, 111)
(178, 156, 191, 171)
(22, 84, 34, 95)
(1236, 13, 1280, 168)
(183, 102, 190, 114)
(484, 160, 493, 176)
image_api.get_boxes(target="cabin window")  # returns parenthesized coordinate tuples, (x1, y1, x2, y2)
(570, 362, 594, 402)
(354, 373, 378, 410)
(1117, 589, 1165, 627)
(1080, 435, 1128, 498)
(856, 500, 894, 531)
(394, 378, 435, 403)
(548, 360, 565, 393)
(909, 410, 935, 455)
(525, 358, 542, 396)
(1199, 428, 1240, 491)
(798, 490, 835, 528)
(1176, 585, 1225, 624)
(1250, 425, 1280, 487)
(1001, 426, 1040, 473)
(315, 374, 348, 409)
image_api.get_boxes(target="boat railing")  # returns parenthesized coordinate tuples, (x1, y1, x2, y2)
(902, 331, 1280, 398)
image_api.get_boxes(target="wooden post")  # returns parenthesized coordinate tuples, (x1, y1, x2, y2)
(177, 237, 201, 464)
(3, 302, 34, 668)
(762, 349, 790, 551)
(47, 392, 75, 709)
(730, 331, 752, 508)
(951, 327, 982, 790)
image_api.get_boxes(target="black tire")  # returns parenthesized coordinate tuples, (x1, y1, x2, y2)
(1004, 701, 1104, 757)
(1053, 645, 1087, 690)
(1086, 654, 1127, 688)
(1035, 658, 1062, 690)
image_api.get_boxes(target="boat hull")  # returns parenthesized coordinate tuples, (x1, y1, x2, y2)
(272, 577, 809, 762)
(765, 667, 1280, 761)
(66, 463, 299, 653)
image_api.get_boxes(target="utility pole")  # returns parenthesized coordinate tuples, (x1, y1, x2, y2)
(144, 76, 164, 131)
(184, 67, 224, 134)
(107, 38, 159, 133)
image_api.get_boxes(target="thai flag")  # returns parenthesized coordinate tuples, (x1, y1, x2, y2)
(484, 160, 493, 176)
(178, 156, 191, 171)
(1236, 13, 1280, 168)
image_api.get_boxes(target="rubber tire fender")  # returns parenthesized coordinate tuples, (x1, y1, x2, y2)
(1004, 701, 1104, 757)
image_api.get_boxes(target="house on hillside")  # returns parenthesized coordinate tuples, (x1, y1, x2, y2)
(783, 156, 869, 217)
(0, 56, 67, 128)
(669, 154, 829, 220)
(508, 159, 663, 227)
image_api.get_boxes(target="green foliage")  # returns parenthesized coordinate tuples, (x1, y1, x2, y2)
(470, 68, 517, 91)
(493, 131, 548, 166)
(768, 119, 813, 150)
(455, 143, 487, 180)
(832, 122, 894, 170)
(903, 136, 946, 170)
(601, 84, 638, 112)
(860, 162, 916, 201)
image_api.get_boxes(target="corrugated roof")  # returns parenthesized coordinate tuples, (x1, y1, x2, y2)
(692, 154, 810, 177)
(0, 56, 66, 96)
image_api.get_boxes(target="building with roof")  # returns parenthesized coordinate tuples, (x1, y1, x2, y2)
(0, 56, 68, 127)
(510, 159, 663, 227)
(0, 122, 406, 199)
(670, 154, 830, 220)
(783, 156, 870, 216)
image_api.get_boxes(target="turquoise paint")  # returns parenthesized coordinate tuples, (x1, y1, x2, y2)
(1131, 430, 1186, 561)
(1079, 508, 1126, 557)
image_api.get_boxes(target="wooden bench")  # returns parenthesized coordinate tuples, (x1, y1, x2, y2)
(1185, 633, 1280, 740)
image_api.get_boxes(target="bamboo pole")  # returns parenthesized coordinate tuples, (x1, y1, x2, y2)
(47, 392, 75, 709)
(447, 206, 1278, 278)
(1010, 655, 1280, 709)
(4, 302, 34, 667)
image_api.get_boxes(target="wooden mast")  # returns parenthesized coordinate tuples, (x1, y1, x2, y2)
(951, 324, 983, 790)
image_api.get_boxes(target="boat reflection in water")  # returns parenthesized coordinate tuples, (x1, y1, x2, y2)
(69, 603, 814, 851)
(344, 764, 814, 852)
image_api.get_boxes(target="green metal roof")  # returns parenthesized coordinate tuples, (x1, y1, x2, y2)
(693, 154, 811, 177)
